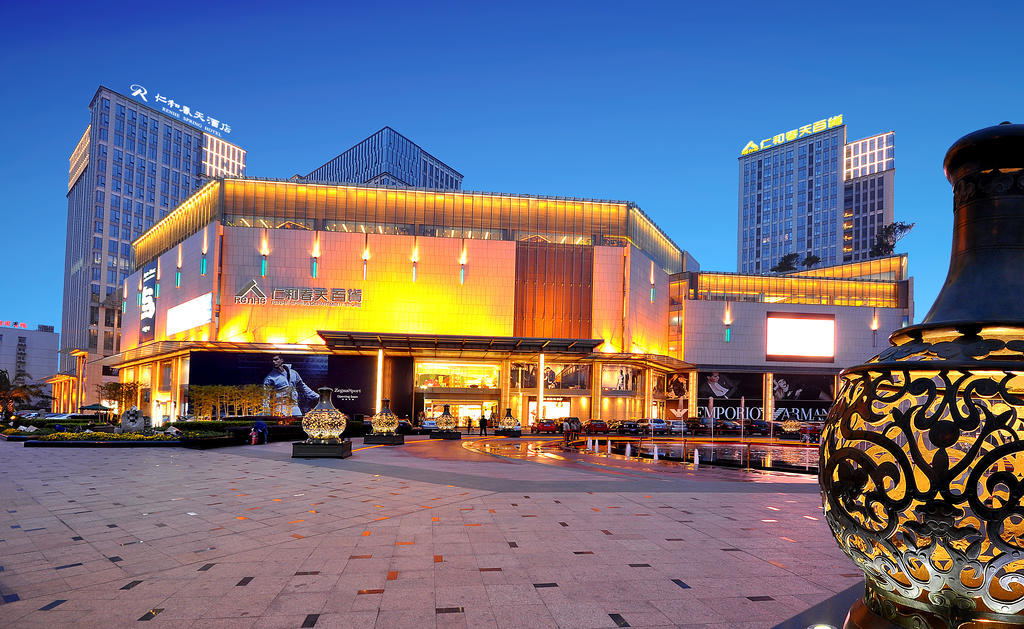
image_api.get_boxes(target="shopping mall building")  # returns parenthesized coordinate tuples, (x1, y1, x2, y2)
(79, 177, 912, 427)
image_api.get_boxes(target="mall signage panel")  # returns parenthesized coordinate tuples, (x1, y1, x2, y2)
(740, 114, 843, 155)
(510, 363, 589, 390)
(235, 278, 362, 307)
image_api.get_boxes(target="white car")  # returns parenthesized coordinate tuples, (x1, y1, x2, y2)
(420, 419, 438, 432)
(668, 420, 687, 434)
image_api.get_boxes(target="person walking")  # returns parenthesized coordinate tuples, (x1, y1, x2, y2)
(479, 414, 488, 436)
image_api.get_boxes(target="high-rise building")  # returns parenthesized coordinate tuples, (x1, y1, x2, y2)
(0, 322, 58, 408)
(842, 132, 895, 262)
(736, 115, 895, 273)
(306, 126, 463, 189)
(57, 85, 245, 408)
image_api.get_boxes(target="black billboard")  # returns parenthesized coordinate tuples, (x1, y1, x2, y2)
(188, 351, 412, 418)
(771, 374, 835, 422)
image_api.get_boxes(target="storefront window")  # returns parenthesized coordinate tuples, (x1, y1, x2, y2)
(510, 363, 590, 390)
(600, 364, 643, 394)
(415, 362, 499, 389)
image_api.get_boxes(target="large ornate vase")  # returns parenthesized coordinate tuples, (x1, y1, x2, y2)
(370, 398, 399, 434)
(301, 387, 347, 442)
(820, 123, 1024, 628)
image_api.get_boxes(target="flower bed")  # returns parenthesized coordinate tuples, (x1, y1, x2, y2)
(24, 431, 182, 448)
(37, 431, 177, 441)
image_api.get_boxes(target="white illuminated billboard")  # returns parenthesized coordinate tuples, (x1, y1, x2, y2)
(766, 313, 835, 362)
(165, 292, 213, 337)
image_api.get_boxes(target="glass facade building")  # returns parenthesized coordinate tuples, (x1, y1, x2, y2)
(305, 127, 463, 189)
(58, 86, 245, 406)
(737, 118, 896, 273)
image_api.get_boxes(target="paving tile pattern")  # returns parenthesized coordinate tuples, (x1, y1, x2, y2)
(0, 438, 858, 628)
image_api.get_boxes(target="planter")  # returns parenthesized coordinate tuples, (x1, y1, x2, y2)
(292, 440, 352, 458)
(0, 434, 31, 442)
(181, 436, 239, 450)
(429, 431, 462, 440)
(364, 434, 405, 445)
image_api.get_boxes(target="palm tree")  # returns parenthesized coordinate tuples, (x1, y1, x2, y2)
(0, 369, 47, 417)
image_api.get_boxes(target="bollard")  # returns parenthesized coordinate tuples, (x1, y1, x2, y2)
(653, 445, 659, 461)
(625, 443, 631, 458)
(694, 447, 700, 468)
(607, 439, 611, 454)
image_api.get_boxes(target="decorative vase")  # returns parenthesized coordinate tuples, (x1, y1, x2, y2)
(301, 387, 347, 443)
(821, 123, 1024, 628)
(436, 404, 457, 432)
(371, 398, 399, 434)
(499, 408, 518, 430)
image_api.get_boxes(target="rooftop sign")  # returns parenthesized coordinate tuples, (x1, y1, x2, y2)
(128, 83, 232, 138)
(740, 115, 843, 156)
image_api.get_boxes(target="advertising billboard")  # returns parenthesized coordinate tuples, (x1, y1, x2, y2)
(771, 374, 835, 422)
(189, 352, 380, 418)
(601, 365, 643, 395)
(166, 292, 213, 336)
(139, 264, 157, 343)
(695, 371, 763, 420)
(766, 312, 835, 362)
(666, 373, 689, 419)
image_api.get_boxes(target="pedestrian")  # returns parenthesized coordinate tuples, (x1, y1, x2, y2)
(479, 414, 488, 436)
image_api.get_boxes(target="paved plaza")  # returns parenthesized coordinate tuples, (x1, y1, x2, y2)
(0, 436, 859, 628)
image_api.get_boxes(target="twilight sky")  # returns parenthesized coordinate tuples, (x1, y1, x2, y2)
(2, 0, 1022, 332)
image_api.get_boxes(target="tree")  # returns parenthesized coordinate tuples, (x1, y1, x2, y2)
(870, 221, 915, 258)
(801, 254, 821, 269)
(770, 253, 800, 273)
(0, 369, 47, 416)
(96, 382, 140, 413)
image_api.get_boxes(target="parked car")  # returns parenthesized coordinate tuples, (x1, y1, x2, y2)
(420, 419, 438, 432)
(610, 420, 638, 434)
(583, 419, 609, 434)
(799, 422, 823, 442)
(531, 419, 559, 434)
(638, 418, 669, 435)
(745, 418, 770, 435)
(668, 420, 687, 434)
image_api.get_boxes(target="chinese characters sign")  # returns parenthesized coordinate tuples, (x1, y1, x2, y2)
(235, 279, 363, 308)
(740, 115, 843, 156)
(1, 322, 28, 329)
(129, 83, 232, 138)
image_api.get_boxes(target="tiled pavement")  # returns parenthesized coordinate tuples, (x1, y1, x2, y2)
(0, 436, 860, 628)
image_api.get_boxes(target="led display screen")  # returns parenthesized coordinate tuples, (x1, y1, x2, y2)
(165, 292, 213, 336)
(765, 313, 835, 362)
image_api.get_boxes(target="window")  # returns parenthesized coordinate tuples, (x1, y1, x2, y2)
(94, 221, 103, 233)
(93, 236, 102, 249)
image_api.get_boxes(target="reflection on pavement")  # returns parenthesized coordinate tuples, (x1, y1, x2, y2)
(461, 435, 818, 484)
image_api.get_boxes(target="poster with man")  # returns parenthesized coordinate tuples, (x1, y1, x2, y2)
(772, 374, 835, 422)
(264, 354, 319, 417)
(696, 371, 763, 422)
(666, 373, 689, 419)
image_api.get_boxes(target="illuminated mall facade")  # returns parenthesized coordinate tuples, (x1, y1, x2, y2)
(71, 177, 912, 426)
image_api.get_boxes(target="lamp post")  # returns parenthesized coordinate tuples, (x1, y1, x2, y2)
(821, 123, 1024, 628)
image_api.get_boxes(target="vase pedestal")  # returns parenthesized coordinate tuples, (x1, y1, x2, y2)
(429, 431, 462, 440)
(496, 429, 521, 438)
(292, 440, 352, 458)
(364, 434, 405, 445)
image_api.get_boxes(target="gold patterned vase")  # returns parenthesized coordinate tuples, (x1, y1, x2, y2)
(436, 404, 457, 432)
(821, 123, 1024, 629)
(301, 387, 347, 443)
(370, 398, 399, 435)
(499, 408, 518, 430)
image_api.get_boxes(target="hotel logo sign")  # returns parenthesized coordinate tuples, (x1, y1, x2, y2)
(235, 279, 363, 307)
(740, 114, 843, 156)
(128, 83, 233, 138)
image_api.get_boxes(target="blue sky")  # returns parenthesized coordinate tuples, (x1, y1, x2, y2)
(2, 0, 1021, 331)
